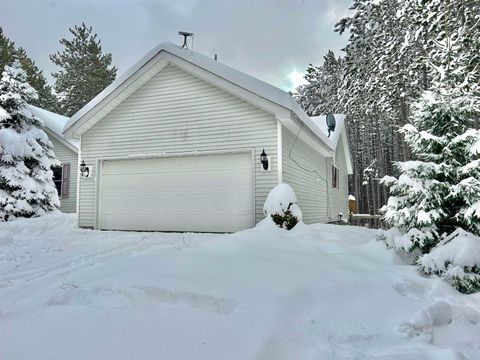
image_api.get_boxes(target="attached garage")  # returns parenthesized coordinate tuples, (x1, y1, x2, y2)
(98, 152, 254, 232)
(64, 42, 352, 232)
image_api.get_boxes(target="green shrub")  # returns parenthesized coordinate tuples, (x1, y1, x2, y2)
(271, 203, 299, 230)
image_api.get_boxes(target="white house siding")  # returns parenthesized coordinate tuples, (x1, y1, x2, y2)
(282, 127, 328, 224)
(282, 127, 349, 224)
(46, 129, 78, 213)
(79, 64, 278, 228)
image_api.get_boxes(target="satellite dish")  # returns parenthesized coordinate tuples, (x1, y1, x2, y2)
(326, 113, 336, 138)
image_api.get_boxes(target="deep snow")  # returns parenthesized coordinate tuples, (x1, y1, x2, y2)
(1, 213, 479, 359)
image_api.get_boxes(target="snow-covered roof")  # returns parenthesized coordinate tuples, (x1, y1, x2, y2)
(310, 114, 346, 149)
(63, 42, 336, 151)
(29, 105, 79, 152)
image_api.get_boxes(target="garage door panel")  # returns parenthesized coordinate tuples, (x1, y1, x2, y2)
(101, 190, 252, 213)
(99, 153, 254, 232)
(101, 212, 253, 232)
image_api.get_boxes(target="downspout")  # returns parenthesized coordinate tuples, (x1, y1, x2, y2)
(75, 134, 81, 228)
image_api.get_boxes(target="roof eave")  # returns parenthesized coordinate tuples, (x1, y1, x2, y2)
(44, 127, 79, 154)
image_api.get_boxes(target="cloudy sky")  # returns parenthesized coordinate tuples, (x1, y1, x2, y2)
(0, 0, 351, 91)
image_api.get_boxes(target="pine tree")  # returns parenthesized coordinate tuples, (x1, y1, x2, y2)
(294, 51, 344, 116)
(304, 0, 480, 218)
(15, 48, 58, 111)
(0, 27, 58, 111)
(0, 28, 16, 69)
(0, 60, 60, 221)
(50, 23, 117, 116)
(381, 26, 480, 292)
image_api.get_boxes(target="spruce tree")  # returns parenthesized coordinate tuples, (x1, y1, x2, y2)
(50, 23, 117, 116)
(0, 27, 58, 111)
(0, 60, 60, 221)
(381, 29, 480, 292)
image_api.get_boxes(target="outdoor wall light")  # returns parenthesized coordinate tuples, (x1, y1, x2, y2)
(80, 160, 90, 178)
(260, 149, 270, 171)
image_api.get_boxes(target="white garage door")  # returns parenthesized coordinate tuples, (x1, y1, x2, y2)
(99, 152, 254, 232)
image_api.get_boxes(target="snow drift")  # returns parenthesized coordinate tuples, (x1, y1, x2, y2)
(1, 213, 479, 359)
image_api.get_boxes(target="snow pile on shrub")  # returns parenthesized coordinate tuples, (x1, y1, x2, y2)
(263, 183, 302, 230)
(419, 229, 480, 294)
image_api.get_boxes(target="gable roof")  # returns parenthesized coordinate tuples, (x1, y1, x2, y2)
(64, 42, 338, 147)
(29, 105, 79, 153)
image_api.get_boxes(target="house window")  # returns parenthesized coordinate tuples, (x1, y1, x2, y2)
(52, 164, 70, 198)
(332, 165, 339, 189)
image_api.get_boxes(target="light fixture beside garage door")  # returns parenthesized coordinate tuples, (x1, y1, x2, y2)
(80, 160, 91, 178)
(260, 149, 271, 171)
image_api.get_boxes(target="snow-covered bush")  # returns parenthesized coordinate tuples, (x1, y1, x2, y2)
(263, 183, 302, 230)
(0, 60, 60, 221)
(419, 229, 480, 294)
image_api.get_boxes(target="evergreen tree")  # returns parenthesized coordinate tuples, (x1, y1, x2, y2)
(0, 60, 60, 221)
(0, 27, 58, 111)
(0, 28, 16, 69)
(294, 0, 480, 217)
(294, 51, 344, 116)
(50, 23, 117, 116)
(381, 28, 480, 292)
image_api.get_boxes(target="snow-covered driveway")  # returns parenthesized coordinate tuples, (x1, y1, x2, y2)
(1, 214, 479, 359)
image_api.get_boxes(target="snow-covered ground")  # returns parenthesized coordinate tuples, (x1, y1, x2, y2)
(1, 214, 479, 359)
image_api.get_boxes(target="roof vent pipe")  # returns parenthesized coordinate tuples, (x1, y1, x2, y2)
(178, 31, 194, 49)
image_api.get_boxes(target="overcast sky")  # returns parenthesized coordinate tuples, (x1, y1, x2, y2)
(0, 0, 351, 91)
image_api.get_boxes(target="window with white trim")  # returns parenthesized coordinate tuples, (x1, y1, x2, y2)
(52, 163, 70, 198)
(332, 165, 339, 189)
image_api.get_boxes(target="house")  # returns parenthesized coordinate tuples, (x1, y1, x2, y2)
(29, 105, 78, 213)
(63, 42, 352, 232)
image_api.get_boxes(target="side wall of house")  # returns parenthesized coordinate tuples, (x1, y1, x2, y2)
(47, 130, 78, 213)
(282, 127, 348, 224)
(329, 135, 349, 220)
(78, 64, 278, 228)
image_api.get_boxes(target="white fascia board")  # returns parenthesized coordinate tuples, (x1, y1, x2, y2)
(45, 128, 79, 154)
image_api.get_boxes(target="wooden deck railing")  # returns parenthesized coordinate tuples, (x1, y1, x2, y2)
(349, 213, 383, 229)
